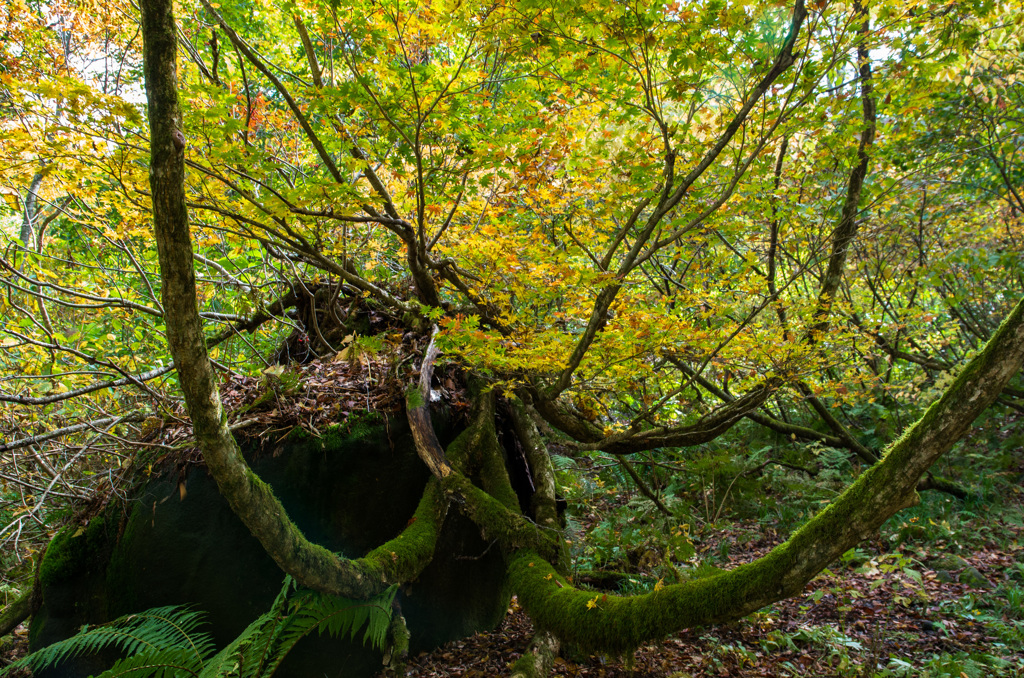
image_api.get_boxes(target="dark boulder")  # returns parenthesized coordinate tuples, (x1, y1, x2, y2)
(30, 414, 509, 677)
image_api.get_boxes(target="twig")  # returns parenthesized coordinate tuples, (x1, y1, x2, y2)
(0, 412, 145, 453)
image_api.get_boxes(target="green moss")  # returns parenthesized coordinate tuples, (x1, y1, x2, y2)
(442, 474, 559, 562)
(510, 652, 545, 678)
(320, 423, 346, 450)
(362, 479, 447, 584)
(106, 510, 145, 612)
(507, 425, 944, 654)
(468, 399, 520, 512)
(40, 514, 116, 588)
(286, 426, 310, 442)
(405, 384, 426, 410)
(237, 388, 275, 414)
(342, 411, 386, 445)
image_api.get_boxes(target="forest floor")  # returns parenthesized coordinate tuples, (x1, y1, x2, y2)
(2, 525, 1021, 677)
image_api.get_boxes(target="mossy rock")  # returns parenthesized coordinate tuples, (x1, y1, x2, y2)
(959, 566, 993, 590)
(927, 554, 971, 571)
(30, 414, 508, 678)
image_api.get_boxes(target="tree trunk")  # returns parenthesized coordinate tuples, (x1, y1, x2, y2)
(140, 0, 443, 601)
(19, 173, 43, 253)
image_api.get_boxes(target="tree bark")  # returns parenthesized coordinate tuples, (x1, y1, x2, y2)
(140, 0, 443, 600)
(19, 173, 43, 254)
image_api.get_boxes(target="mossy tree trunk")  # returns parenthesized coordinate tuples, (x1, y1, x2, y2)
(140, 0, 446, 603)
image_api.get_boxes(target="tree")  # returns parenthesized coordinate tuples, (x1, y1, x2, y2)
(4, 0, 1024, 674)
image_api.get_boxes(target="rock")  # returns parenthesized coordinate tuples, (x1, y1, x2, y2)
(30, 415, 509, 678)
(959, 566, 993, 590)
(926, 554, 970, 571)
(925, 554, 993, 589)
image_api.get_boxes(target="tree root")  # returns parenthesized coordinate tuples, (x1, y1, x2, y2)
(382, 601, 410, 677)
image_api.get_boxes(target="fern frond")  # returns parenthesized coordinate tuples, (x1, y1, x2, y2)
(196, 613, 278, 678)
(197, 576, 301, 678)
(98, 648, 208, 678)
(199, 578, 397, 678)
(2, 606, 214, 677)
(257, 584, 397, 676)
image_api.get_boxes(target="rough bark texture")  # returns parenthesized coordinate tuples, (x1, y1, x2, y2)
(19, 173, 42, 252)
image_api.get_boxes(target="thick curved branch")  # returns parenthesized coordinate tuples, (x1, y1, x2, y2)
(512, 296, 1024, 653)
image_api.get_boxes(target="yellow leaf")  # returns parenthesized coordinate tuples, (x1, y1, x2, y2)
(586, 596, 599, 610)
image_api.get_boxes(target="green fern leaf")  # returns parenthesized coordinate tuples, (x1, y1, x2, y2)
(2, 606, 214, 678)
(249, 581, 398, 678)
(98, 648, 207, 678)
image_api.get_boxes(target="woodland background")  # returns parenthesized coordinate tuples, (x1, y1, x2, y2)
(1, 0, 1024, 675)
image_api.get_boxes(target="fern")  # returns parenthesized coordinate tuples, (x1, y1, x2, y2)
(3, 577, 395, 678)
(1, 606, 213, 677)
(199, 576, 397, 678)
(100, 648, 213, 678)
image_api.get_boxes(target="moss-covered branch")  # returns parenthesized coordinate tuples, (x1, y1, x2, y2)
(438, 392, 563, 564)
(510, 630, 560, 678)
(511, 297, 1024, 654)
(0, 588, 31, 638)
(360, 479, 449, 583)
(533, 382, 775, 454)
(509, 398, 560, 531)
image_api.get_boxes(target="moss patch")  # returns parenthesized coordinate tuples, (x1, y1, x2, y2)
(39, 514, 117, 589)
